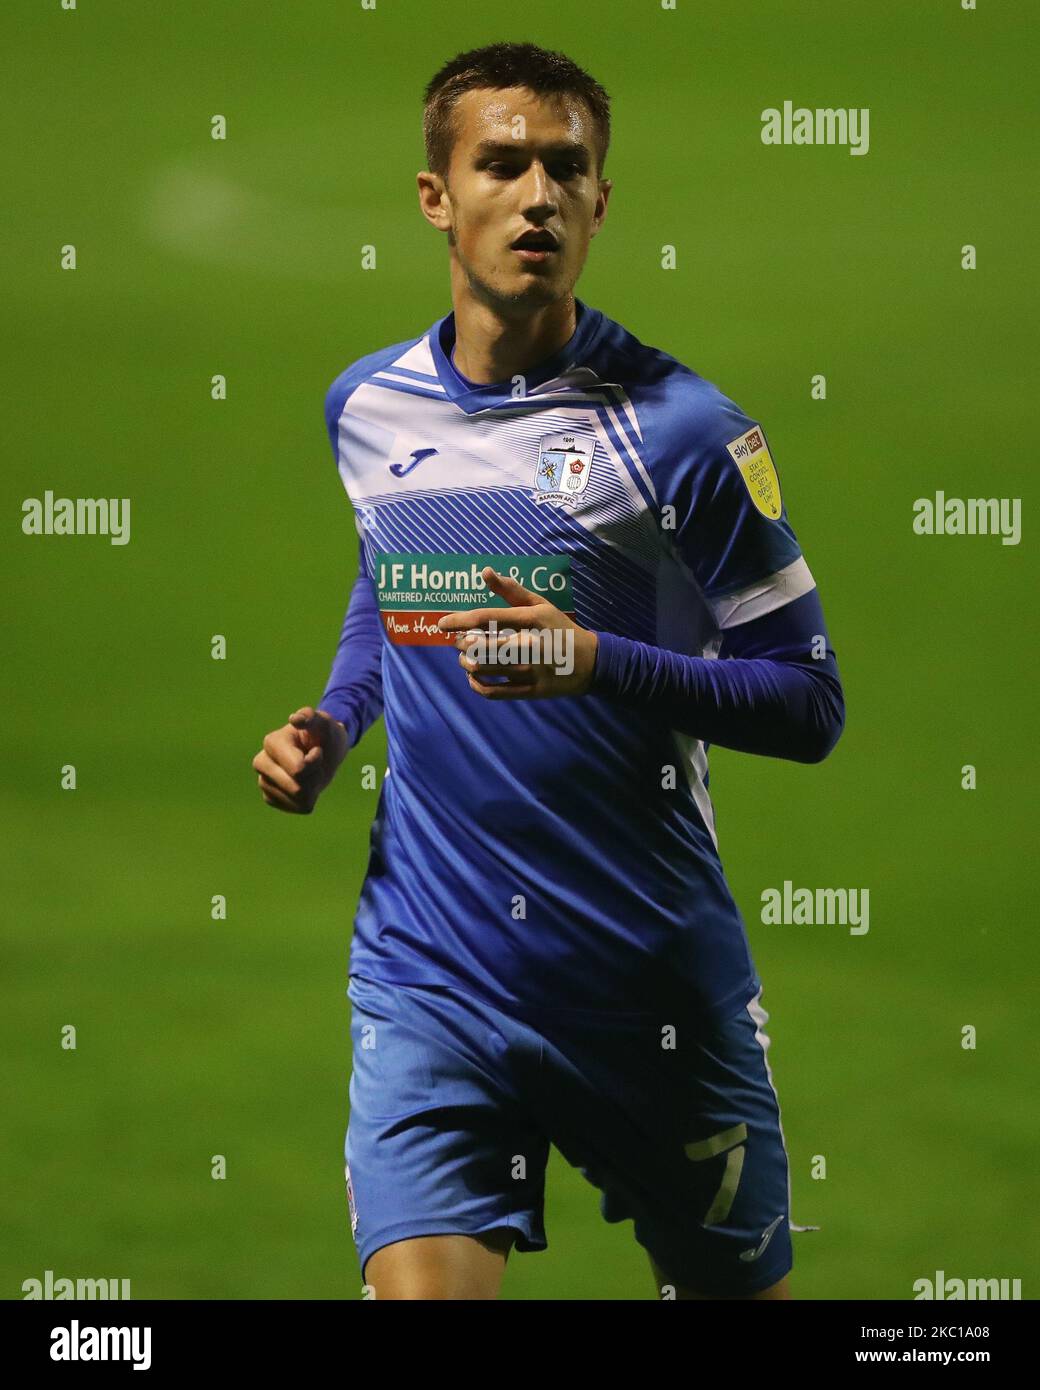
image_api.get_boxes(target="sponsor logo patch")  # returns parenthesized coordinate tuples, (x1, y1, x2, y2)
(725, 426, 783, 520)
(373, 552, 573, 645)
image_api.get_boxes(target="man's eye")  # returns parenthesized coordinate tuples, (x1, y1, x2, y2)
(484, 160, 582, 179)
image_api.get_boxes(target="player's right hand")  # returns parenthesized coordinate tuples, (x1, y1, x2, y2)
(252, 706, 349, 814)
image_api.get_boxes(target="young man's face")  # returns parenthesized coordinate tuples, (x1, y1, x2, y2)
(424, 85, 611, 312)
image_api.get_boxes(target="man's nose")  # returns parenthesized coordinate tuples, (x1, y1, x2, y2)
(520, 161, 556, 214)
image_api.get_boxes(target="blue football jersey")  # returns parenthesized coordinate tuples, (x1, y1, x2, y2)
(322, 300, 818, 1025)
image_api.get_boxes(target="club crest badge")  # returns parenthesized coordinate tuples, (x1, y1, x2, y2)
(534, 433, 596, 508)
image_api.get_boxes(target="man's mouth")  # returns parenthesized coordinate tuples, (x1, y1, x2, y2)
(510, 229, 559, 262)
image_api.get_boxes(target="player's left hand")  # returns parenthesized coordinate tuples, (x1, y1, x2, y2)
(437, 567, 599, 700)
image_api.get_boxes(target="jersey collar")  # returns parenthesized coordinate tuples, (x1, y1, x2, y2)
(428, 298, 606, 414)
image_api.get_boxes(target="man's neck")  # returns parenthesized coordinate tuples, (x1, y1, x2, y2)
(450, 290, 577, 386)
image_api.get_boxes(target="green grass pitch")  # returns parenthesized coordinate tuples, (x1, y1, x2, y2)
(2, 0, 1036, 1299)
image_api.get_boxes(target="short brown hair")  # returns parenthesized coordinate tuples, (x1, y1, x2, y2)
(423, 41, 611, 181)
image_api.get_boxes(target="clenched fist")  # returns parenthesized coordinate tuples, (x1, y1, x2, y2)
(252, 706, 349, 814)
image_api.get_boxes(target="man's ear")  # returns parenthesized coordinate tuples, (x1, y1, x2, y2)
(417, 171, 453, 234)
(590, 178, 613, 238)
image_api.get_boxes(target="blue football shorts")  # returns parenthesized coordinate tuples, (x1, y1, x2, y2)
(344, 973, 796, 1297)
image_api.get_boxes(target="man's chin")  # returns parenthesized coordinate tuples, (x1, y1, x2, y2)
(459, 265, 574, 322)
(493, 273, 568, 311)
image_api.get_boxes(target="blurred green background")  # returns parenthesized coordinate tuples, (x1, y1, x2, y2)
(2, 0, 1036, 1300)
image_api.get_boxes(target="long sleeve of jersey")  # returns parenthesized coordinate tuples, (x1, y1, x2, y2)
(320, 376, 384, 749)
(590, 396, 845, 764)
(319, 567, 384, 748)
(591, 587, 844, 763)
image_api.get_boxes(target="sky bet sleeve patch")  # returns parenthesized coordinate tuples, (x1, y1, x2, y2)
(725, 426, 783, 520)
